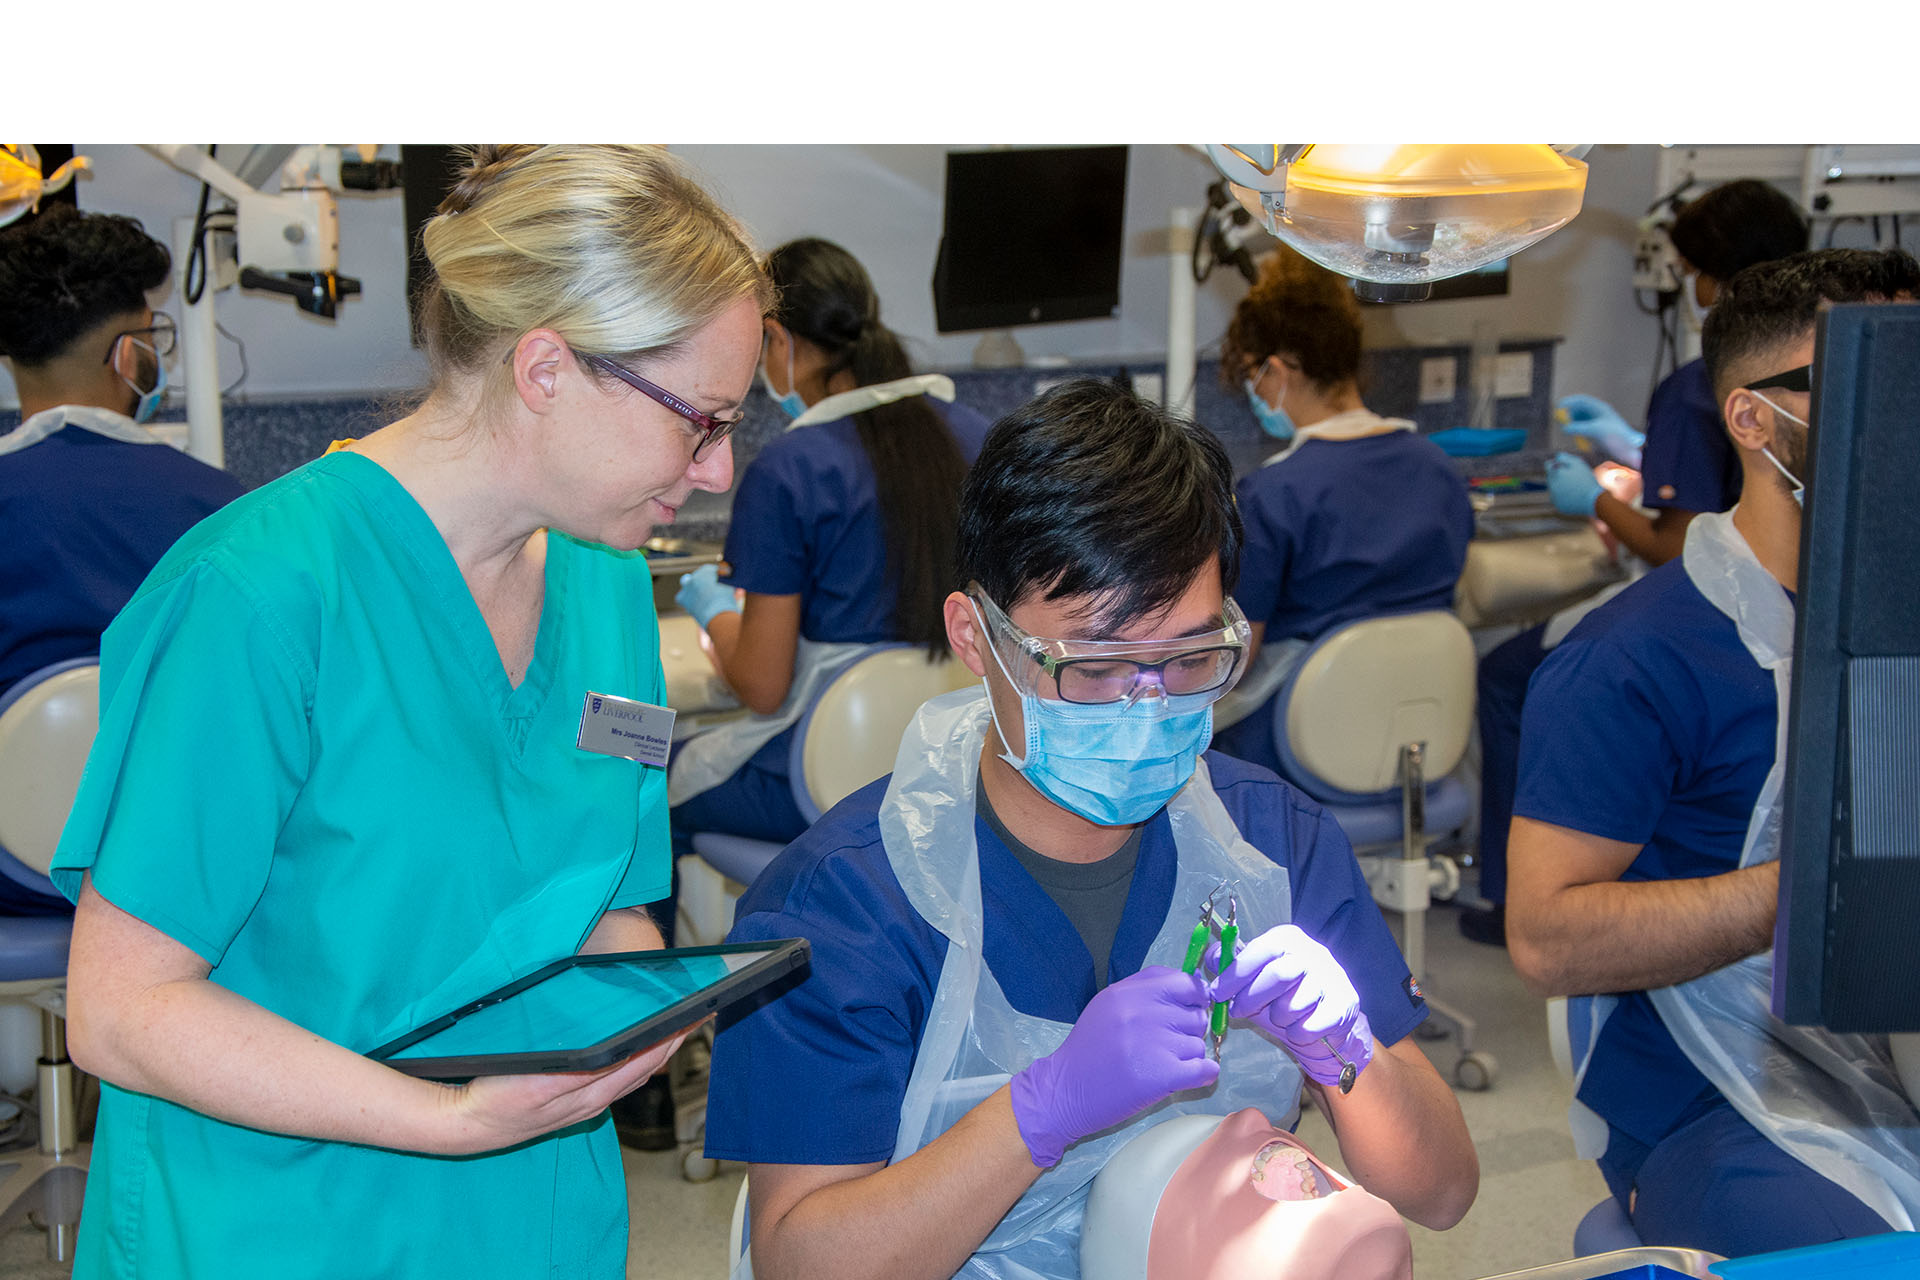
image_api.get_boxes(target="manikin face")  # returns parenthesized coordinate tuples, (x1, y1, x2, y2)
(1144, 1110, 1412, 1280)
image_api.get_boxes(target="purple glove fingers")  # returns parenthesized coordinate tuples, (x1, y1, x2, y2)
(1009, 965, 1216, 1167)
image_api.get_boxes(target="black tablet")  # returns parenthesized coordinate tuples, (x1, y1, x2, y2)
(368, 939, 810, 1081)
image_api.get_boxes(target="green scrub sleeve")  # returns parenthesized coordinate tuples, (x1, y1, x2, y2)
(51, 559, 312, 968)
(606, 604, 672, 910)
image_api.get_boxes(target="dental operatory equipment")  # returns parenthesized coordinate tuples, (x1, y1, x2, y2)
(0, 145, 88, 228)
(1202, 144, 1590, 303)
(145, 145, 383, 320)
(140, 145, 399, 467)
(1190, 179, 1269, 286)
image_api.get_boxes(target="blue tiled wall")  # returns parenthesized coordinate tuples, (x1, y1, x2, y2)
(4, 341, 1559, 546)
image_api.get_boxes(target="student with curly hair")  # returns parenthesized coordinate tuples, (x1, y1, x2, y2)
(1209, 248, 1474, 773)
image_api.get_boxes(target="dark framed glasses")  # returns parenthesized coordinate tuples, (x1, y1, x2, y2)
(579, 353, 744, 463)
(104, 314, 177, 362)
(1744, 364, 1812, 395)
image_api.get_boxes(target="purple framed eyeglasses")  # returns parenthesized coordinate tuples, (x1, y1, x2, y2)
(580, 353, 744, 462)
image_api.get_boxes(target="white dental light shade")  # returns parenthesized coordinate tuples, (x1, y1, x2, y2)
(1205, 144, 1588, 300)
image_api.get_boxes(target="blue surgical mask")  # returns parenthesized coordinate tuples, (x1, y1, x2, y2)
(973, 603, 1214, 826)
(1245, 378, 1295, 442)
(128, 352, 167, 424)
(1682, 275, 1711, 333)
(760, 332, 807, 421)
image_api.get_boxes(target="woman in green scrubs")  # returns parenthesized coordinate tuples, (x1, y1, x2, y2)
(48, 145, 772, 1279)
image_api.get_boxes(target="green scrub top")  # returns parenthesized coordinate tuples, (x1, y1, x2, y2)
(50, 450, 671, 1279)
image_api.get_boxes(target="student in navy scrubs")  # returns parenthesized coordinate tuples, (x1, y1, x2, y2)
(0, 205, 243, 914)
(1209, 248, 1473, 775)
(1508, 249, 1920, 1255)
(705, 380, 1475, 1280)
(1464, 179, 1808, 946)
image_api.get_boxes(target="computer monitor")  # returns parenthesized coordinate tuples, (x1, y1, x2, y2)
(1774, 301, 1920, 1032)
(932, 146, 1129, 333)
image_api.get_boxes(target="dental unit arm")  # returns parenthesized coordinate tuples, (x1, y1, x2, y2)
(144, 145, 379, 319)
(140, 146, 400, 466)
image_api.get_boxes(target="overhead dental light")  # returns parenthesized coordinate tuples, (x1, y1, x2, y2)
(1204, 144, 1590, 303)
(0, 145, 90, 229)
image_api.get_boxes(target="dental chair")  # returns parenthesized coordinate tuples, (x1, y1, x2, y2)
(679, 644, 977, 946)
(676, 644, 974, 1180)
(1266, 611, 1496, 1091)
(0, 659, 100, 1262)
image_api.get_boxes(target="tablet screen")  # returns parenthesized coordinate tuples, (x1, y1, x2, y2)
(383, 949, 753, 1064)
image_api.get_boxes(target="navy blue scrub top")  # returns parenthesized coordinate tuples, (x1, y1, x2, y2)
(722, 402, 993, 643)
(1514, 560, 1779, 1149)
(0, 425, 244, 698)
(1214, 430, 1473, 773)
(1640, 359, 1740, 514)
(705, 752, 1430, 1166)
(1232, 431, 1474, 645)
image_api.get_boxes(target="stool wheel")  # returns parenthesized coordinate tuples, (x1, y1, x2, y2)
(1454, 1051, 1498, 1092)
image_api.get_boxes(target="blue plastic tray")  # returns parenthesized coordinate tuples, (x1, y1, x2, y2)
(1430, 427, 1531, 457)
(1710, 1230, 1920, 1279)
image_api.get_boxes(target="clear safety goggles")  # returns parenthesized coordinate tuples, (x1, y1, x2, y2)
(970, 584, 1251, 706)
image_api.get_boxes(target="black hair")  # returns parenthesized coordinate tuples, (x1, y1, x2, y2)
(765, 237, 966, 655)
(1702, 247, 1920, 401)
(1669, 179, 1809, 284)
(957, 379, 1243, 634)
(0, 205, 170, 364)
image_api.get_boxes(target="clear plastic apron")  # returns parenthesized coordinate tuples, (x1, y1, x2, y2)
(1569, 512, 1920, 1227)
(878, 687, 1306, 1280)
(665, 638, 867, 806)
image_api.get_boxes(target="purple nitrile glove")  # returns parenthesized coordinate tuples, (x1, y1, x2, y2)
(1210, 924, 1374, 1090)
(1009, 965, 1218, 1168)
(1556, 394, 1646, 470)
(1546, 451, 1605, 518)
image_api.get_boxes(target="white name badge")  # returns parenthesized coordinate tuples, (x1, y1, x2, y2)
(576, 691, 676, 767)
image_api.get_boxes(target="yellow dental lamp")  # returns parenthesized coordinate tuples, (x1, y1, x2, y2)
(0, 145, 89, 229)
(1204, 144, 1590, 302)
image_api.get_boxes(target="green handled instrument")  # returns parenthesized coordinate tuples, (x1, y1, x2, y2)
(1209, 898, 1238, 1056)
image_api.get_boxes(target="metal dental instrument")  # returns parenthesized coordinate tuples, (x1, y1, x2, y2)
(1181, 887, 1221, 976)
(1324, 1037, 1358, 1094)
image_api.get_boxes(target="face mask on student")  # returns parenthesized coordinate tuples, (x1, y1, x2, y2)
(761, 330, 807, 421)
(972, 601, 1215, 826)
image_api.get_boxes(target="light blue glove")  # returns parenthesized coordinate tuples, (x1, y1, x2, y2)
(675, 563, 742, 630)
(1546, 451, 1605, 517)
(1555, 394, 1645, 469)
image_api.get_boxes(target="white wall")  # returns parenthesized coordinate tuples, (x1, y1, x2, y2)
(4, 143, 1664, 414)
